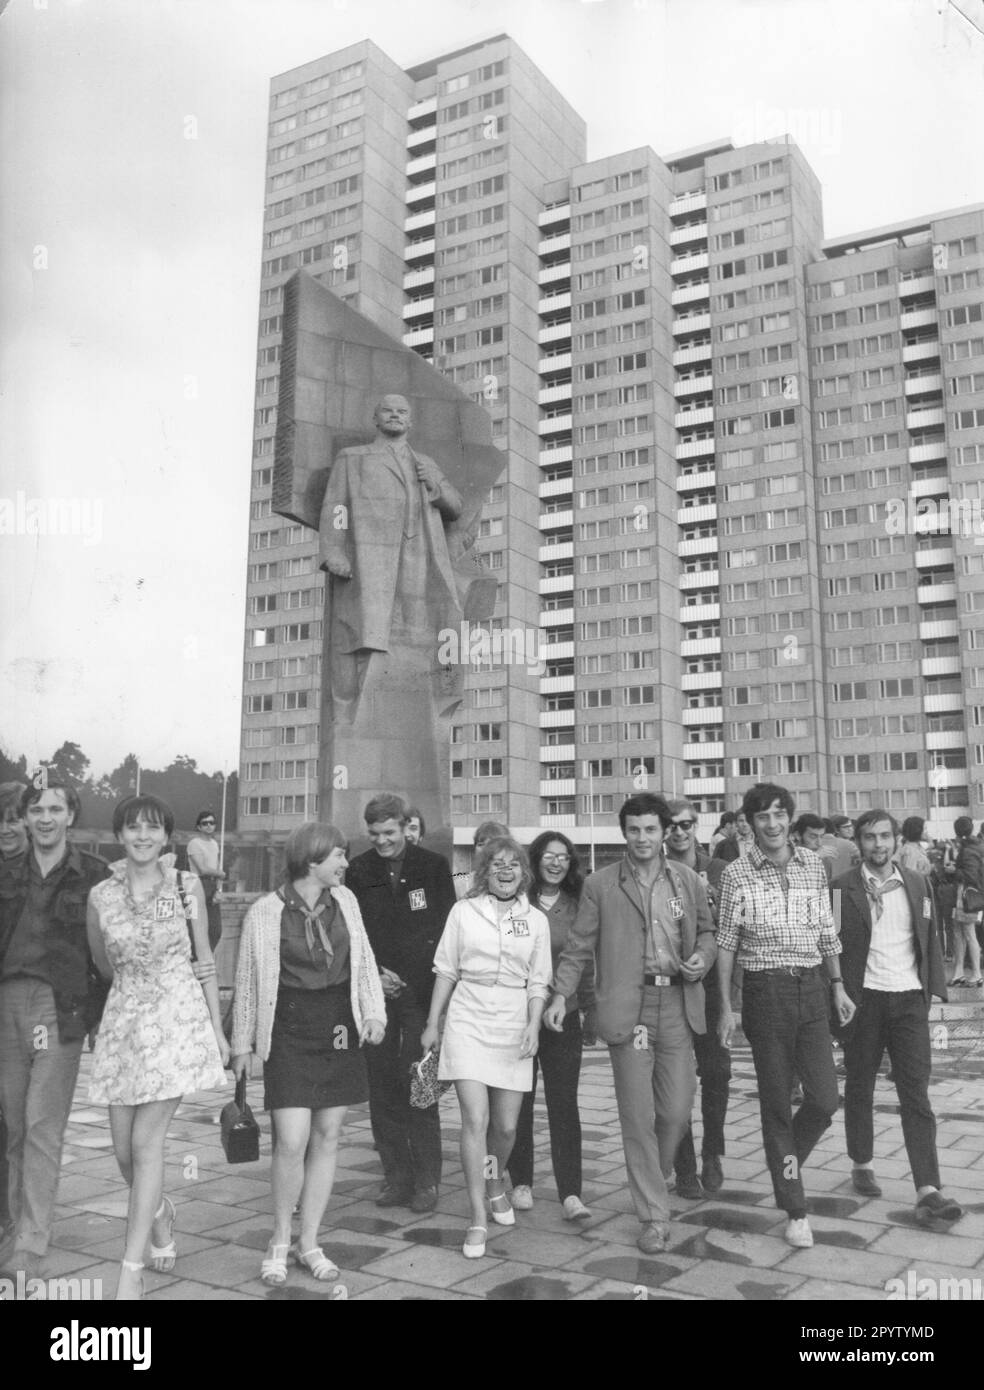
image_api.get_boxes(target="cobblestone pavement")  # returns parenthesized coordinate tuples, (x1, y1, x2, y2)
(25, 997, 983, 1303)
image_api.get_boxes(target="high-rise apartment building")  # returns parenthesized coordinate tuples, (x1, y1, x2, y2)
(239, 33, 984, 865)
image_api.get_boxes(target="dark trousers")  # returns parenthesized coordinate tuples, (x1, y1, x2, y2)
(366, 990, 441, 1192)
(742, 968, 839, 1217)
(0, 1111, 9, 1229)
(843, 989, 939, 1191)
(200, 877, 222, 952)
(674, 976, 731, 1174)
(507, 1009, 584, 1200)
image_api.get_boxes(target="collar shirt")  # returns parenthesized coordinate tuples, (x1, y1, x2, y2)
(860, 867, 921, 992)
(1, 847, 72, 984)
(433, 894, 553, 999)
(627, 855, 682, 975)
(716, 843, 839, 970)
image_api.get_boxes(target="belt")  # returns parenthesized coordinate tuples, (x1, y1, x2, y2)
(748, 965, 821, 978)
(644, 973, 680, 987)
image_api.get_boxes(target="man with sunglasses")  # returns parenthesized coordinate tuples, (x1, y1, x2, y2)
(663, 799, 731, 1198)
(187, 810, 226, 950)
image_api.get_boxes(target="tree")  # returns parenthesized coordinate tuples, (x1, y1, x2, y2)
(47, 741, 90, 792)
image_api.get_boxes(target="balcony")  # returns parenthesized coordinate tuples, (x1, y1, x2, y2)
(907, 406, 945, 431)
(539, 291, 571, 316)
(677, 467, 716, 491)
(926, 766, 967, 788)
(673, 312, 711, 337)
(903, 340, 940, 364)
(677, 502, 717, 525)
(407, 96, 437, 121)
(670, 221, 708, 246)
(539, 813, 577, 828)
(406, 125, 436, 152)
(538, 541, 573, 562)
(681, 638, 722, 658)
(900, 307, 937, 331)
(538, 414, 572, 436)
(538, 204, 570, 228)
(917, 581, 957, 604)
(675, 405, 714, 428)
(898, 274, 935, 298)
(538, 262, 571, 287)
(672, 282, 711, 308)
(404, 180, 436, 206)
(539, 744, 575, 761)
(680, 569, 720, 589)
(402, 297, 434, 320)
(678, 535, 719, 556)
(402, 325, 434, 347)
(406, 152, 437, 179)
(539, 478, 573, 500)
(684, 741, 724, 760)
(669, 190, 707, 217)
(681, 671, 723, 690)
(538, 445, 573, 466)
(675, 373, 714, 397)
(538, 231, 571, 256)
(539, 678, 575, 698)
(539, 709, 575, 727)
(538, 321, 572, 346)
(542, 640, 574, 659)
(905, 372, 942, 396)
(676, 437, 715, 460)
(540, 607, 574, 626)
(403, 266, 435, 290)
(538, 383, 572, 406)
(539, 351, 572, 374)
(915, 545, 955, 568)
(673, 341, 713, 366)
(671, 251, 709, 276)
(404, 208, 436, 234)
(919, 619, 960, 640)
(539, 574, 574, 594)
(909, 440, 947, 464)
(923, 692, 963, 713)
(539, 777, 577, 798)
(910, 476, 949, 500)
(404, 237, 435, 262)
(922, 656, 962, 677)
(539, 509, 573, 529)
(683, 777, 726, 795)
(926, 731, 966, 750)
(679, 602, 720, 622)
(682, 705, 723, 725)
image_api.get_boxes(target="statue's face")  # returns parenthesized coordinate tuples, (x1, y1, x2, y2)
(375, 396, 411, 437)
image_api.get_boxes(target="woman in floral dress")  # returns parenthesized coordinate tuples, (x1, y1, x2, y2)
(86, 795, 229, 1299)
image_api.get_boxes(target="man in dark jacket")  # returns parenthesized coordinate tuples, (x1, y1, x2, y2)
(346, 793, 456, 1213)
(954, 816, 984, 960)
(0, 780, 109, 1277)
(832, 808, 960, 1225)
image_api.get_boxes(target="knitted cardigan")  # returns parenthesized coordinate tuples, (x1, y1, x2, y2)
(231, 883, 386, 1060)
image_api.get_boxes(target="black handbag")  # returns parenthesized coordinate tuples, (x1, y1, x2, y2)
(220, 1075, 261, 1164)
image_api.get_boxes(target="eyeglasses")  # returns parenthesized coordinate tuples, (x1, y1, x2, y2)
(541, 853, 570, 864)
(199, 821, 216, 828)
(490, 860, 521, 871)
(670, 820, 696, 830)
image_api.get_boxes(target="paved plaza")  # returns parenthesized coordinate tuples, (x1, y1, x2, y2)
(27, 991, 984, 1303)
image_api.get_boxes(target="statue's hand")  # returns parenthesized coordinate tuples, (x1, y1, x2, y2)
(323, 555, 352, 580)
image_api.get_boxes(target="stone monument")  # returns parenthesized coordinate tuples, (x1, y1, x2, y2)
(273, 271, 505, 862)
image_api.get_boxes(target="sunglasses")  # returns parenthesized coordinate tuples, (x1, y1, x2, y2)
(670, 820, 696, 830)
(541, 853, 570, 864)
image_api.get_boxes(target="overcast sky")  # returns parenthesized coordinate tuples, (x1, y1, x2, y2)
(1, 0, 981, 777)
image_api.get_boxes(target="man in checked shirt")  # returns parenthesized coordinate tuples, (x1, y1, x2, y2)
(717, 783, 855, 1249)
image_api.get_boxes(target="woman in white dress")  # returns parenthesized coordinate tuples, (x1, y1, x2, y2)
(86, 795, 228, 1299)
(421, 837, 552, 1258)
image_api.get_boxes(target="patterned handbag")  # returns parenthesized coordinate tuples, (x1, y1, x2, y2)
(409, 1047, 451, 1109)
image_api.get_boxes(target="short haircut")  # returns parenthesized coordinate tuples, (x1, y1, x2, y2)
(195, 809, 217, 828)
(113, 794, 174, 838)
(527, 831, 584, 902)
(20, 778, 81, 823)
(954, 816, 974, 840)
(618, 792, 670, 833)
(285, 821, 347, 881)
(794, 813, 826, 835)
(717, 812, 736, 828)
(469, 836, 533, 899)
(405, 806, 426, 837)
(0, 781, 27, 821)
(664, 798, 698, 822)
(901, 816, 924, 843)
(363, 793, 407, 827)
(830, 814, 852, 830)
(855, 808, 899, 841)
(741, 782, 795, 822)
(474, 820, 510, 847)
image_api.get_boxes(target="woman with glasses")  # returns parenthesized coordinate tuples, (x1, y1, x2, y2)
(421, 837, 552, 1258)
(505, 832, 593, 1221)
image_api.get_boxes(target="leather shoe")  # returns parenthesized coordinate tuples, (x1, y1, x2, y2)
(701, 1155, 724, 1193)
(410, 1186, 439, 1214)
(637, 1222, 670, 1254)
(674, 1172, 703, 1200)
(915, 1190, 962, 1223)
(851, 1168, 882, 1198)
(375, 1184, 413, 1209)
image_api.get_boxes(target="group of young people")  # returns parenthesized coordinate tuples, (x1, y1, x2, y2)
(0, 777, 967, 1296)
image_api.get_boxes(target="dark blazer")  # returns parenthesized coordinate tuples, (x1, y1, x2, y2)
(830, 864, 948, 1034)
(0, 845, 110, 1041)
(345, 843, 456, 1009)
(553, 856, 716, 1045)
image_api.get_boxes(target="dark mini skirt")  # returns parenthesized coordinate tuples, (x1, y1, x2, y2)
(264, 984, 368, 1112)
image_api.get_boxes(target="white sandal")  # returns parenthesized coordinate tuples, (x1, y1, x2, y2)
(463, 1225, 487, 1258)
(148, 1195, 176, 1272)
(116, 1258, 144, 1301)
(291, 1245, 340, 1281)
(260, 1242, 290, 1285)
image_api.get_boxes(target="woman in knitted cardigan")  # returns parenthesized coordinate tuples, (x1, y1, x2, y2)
(231, 822, 385, 1286)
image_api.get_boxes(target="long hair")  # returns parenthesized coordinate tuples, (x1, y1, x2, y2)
(527, 831, 583, 905)
(468, 836, 534, 900)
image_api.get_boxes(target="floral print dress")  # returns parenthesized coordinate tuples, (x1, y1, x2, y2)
(88, 861, 227, 1105)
